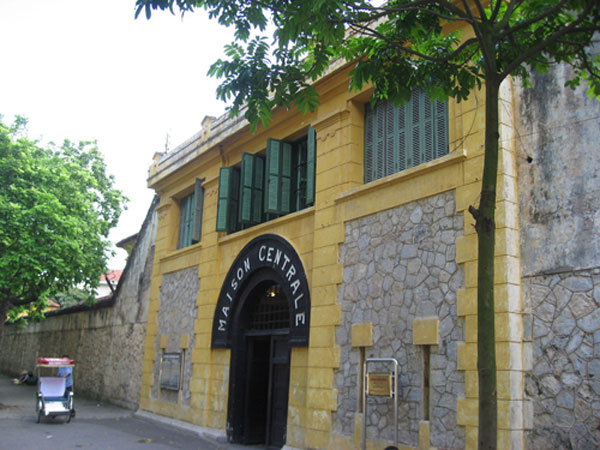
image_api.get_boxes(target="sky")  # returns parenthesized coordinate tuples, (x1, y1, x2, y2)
(0, 0, 236, 268)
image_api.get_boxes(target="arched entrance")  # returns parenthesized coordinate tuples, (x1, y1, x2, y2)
(211, 235, 310, 448)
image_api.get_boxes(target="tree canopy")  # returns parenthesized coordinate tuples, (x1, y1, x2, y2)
(137, 0, 600, 448)
(0, 116, 127, 335)
(136, 0, 599, 130)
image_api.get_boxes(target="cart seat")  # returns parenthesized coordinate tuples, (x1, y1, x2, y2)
(39, 377, 68, 401)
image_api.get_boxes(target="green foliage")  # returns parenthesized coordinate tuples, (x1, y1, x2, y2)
(135, 0, 600, 128)
(0, 116, 127, 325)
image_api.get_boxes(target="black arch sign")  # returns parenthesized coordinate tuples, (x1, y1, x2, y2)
(211, 234, 311, 348)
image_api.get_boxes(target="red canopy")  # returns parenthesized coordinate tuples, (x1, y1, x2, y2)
(36, 357, 75, 366)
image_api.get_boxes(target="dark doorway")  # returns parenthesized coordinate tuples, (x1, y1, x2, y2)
(228, 275, 291, 449)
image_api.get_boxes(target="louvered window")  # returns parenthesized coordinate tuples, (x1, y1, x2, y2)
(216, 167, 240, 233)
(364, 90, 448, 183)
(216, 127, 316, 234)
(177, 178, 205, 249)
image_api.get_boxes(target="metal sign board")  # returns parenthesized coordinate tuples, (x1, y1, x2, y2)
(367, 372, 393, 397)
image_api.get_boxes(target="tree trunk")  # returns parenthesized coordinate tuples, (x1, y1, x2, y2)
(476, 75, 500, 449)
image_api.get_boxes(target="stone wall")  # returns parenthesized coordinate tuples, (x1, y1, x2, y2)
(334, 190, 464, 448)
(517, 64, 600, 449)
(523, 269, 600, 448)
(151, 266, 199, 406)
(0, 198, 157, 410)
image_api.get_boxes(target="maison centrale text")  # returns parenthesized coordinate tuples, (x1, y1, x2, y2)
(213, 237, 310, 344)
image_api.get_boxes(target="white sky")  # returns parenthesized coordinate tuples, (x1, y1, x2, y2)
(0, 0, 235, 268)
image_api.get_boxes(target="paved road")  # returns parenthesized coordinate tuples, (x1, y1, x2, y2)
(0, 374, 249, 450)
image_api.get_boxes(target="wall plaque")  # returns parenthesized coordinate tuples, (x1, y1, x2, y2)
(367, 372, 393, 397)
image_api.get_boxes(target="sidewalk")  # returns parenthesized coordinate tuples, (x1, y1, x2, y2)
(0, 373, 132, 420)
(0, 374, 252, 449)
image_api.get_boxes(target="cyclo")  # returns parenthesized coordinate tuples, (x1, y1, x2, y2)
(35, 357, 75, 423)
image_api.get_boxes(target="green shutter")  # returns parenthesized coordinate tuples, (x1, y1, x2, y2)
(364, 90, 449, 184)
(191, 178, 204, 243)
(434, 99, 449, 158)
(364, 102, 386, 183)
(252, 154, 265, 223)
(216, 167, 240, 232)
(306, 127, 316, 205)
(177, 195, 187, 249)
(177, 193, 194, 248)
(239, 153, 264, 225)
(265, 138, 292, 215)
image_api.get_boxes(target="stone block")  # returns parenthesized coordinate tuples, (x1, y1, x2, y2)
(465, 370, 478, 398)
(305, 428, 331, 448)
(308, 347, 340, 368)
(291, 347, 308, 367)
(465, 315, 477, 343)
(457, 342, 477, 370)
(457, 397, 478, 426)
(497, 429, 524, 450)
(313, 223, 345, 248)
(497, 174, 518, 203)
(495, 312, 523, 343)
(307, 387, 338, 410)
(179, 334, 190, 349)
(496, 342, 523, 371)
(497, 370, 524, 400)
(191, 348, 211, 364)
(465, 425, 478, 450)
(494, 255, 521, 285)
(495, 227, 520, 257)
(412, 317, 439, 345)
(311, 304, 342, 327)
(456, 234, 478, 263)
(290, 385, 307, 407)
(464, 261, 478, 289)
(307, 408, 332, 431)
(312, 264, 343, 287)
(312, 244, 339, 268)
(351, 323, 373, 347)
(498, 399, 524, 429)
(311, 285, 338, 306)
(418, 420, 431, 450)
(311, 326, 336, 348)
(307, 367, 334, 389)
(495, 200, 519, 230)
(456, 181, 482, 213)
(494, 283, 521, 313)
(457, 288, 477, 316)
(464, 154, 484, 184)
(288, 405, 306, 426)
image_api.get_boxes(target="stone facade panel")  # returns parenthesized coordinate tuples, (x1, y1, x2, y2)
(334, 191, 464, 449)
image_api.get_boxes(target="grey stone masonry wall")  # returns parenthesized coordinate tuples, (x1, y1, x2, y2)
(516, 63, 600, 449)
(524, 269, 600, 449)
(152, 267, 199, 406)
(334, 190, 464, 449)
(0, 199, 157, 410)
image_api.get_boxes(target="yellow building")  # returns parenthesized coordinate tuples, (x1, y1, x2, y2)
(140, 54, 527, 449)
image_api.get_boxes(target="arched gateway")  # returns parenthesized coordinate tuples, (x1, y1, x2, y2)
(211, 234, 310, 448)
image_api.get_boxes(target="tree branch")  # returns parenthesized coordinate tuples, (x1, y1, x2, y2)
(460, 0, 490, 73)
(346, 21, 478, 67)
(500, 2, 596, 80)
(496, 0, 570, 40)
(471, 0, 488, 22)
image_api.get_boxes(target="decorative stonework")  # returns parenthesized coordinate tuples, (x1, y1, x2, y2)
(524, 268, 600, 449)
(335, 191, 464, 448)
(152, 267, 199, 405)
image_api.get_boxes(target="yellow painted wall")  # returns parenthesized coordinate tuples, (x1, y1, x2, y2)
(140, 55, 525, 449)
